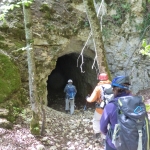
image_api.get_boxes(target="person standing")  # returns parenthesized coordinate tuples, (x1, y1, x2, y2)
(86, 73, 112, 141)
(64, 79, 77, 115)
(100, 76, 131, 150)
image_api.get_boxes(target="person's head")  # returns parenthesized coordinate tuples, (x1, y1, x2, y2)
(98, 73, 108, 81)
(68, 79, 73, 84)
(111, 76, 131, 96)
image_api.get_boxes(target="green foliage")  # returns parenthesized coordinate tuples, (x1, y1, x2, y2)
(140, 39, 150, 57)
(111, 2, 131, 26)
(140, 13, 150, 33)
(0, 0, 33, 21)
(83, 21, 90, 28)
(0, 35, 5, 41)
(40, 3, 55, 20)
(13, 106, 21, 116)
(21, 0, 33, 7)
(102, 27, 111, 39)
(0, 14, 5, 21)
(30, 112, 40, 135)
(0, 54, 21, 103)
(102, 0, 131, 38)
(146, 104, 150, 112)
(39, 3, 51, 12)
(136, 2, 150, 36)
(87, 0, 95, 11)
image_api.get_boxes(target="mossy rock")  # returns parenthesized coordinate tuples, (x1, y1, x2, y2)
(0, 42, 9, 50)
(0, 53, 21, 103)
(72, 0, 82, 4)
(0, 96, 26, 123)
(30, 112, 40, 135)
(0, 35, 5, 41)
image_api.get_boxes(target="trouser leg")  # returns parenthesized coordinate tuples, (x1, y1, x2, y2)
(65, 98, 69, 111)
(92, 110, 106, 138)
(93, 110, 102, 134)
(70, 99, 74, 115)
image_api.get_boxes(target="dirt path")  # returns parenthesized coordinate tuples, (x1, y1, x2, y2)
(0, 88, 150, 150)
(0, 105, 104, 150)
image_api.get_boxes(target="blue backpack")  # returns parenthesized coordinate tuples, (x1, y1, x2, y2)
(66, 85, 76, 100)
(110, 95, 150, 150)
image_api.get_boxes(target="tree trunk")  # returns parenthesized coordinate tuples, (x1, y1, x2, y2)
(22, 1, 40, 135)
(83, 0, 111, 79)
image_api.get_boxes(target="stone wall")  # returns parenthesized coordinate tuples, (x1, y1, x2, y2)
(91, 0, 150, 94)
(0, 0, 150, 106)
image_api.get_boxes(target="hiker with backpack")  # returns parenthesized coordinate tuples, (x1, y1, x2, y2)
(100, 75, 150, 150)
(64, 79, 77, 115)
(86, 73, 112, 143)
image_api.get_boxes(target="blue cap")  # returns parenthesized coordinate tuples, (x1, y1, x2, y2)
(111, 76, 130, 89)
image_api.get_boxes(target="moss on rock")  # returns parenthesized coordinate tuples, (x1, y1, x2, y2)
(30, 111, 40, 135)
(0, 53, 27, 123)
(0, 42, 9, 50)
(0, 35, 5, 41)
(0, 53, 21, 103)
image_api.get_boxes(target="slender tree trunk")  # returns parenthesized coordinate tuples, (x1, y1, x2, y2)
(22, 1, 40, 135)
(83, 0, 111, 79)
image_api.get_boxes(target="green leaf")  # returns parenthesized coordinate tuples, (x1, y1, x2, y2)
(15, 5, 20, 8)
(10, 4, 14, 10)
(139, 49, 145, 55)
(145, 45, 150, 52)
(142, 39, 147, 48)
(0, 14, 5, 21)
(17, 2, 22, 5)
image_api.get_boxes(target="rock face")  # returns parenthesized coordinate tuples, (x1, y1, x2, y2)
(0, 0, 150, 108)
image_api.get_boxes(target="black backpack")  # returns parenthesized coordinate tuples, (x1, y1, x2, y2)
(111, 95, 150, 150)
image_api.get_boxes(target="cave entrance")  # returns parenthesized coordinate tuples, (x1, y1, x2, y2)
(47, 53, 97, 111)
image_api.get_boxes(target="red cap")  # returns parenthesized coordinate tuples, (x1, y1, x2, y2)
(98, 73, 108, 81)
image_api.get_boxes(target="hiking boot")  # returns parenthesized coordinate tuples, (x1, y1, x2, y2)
(93, 133, 100, 140)
(65, 110, 69, 114)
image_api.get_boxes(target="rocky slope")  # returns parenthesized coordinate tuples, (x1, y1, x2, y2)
(0, 88, 150, 150)
(0, 105, 104, 150)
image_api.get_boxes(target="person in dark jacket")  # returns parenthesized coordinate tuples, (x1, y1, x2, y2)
(100, 76, 131, 150)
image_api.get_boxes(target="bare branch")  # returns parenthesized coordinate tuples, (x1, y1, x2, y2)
(77, 0, 105, 73)
(77, 32, 92, 73)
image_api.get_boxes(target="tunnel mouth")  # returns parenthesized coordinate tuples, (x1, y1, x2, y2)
(47, 53, 98, 112)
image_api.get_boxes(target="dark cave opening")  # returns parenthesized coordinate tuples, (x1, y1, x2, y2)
(47, 53, 98, 110)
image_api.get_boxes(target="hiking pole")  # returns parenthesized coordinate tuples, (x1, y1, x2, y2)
(83, 94, 90, 112)
(83, 101, 87, 111)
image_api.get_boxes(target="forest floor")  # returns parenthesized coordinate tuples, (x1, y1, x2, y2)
(0, 88, 150, 150)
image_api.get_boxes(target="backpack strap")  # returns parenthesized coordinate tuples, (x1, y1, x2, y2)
(137, 125, 143, 150)
(106, 100, 118, 140)
(145, 116, 150, 150)
(99, 85, 104, 101)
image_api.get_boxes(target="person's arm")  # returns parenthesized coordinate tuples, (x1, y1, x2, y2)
(64, 85, 67, 93)
(100, 104, 110, 135)
(86, 86, 101, 103)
